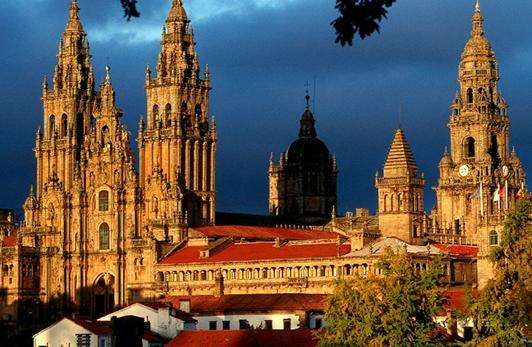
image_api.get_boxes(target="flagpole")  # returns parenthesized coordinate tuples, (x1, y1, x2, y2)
(480, 180, 484, 217)
(505, 180, 509, 210)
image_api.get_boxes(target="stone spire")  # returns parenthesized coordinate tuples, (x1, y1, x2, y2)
(383, 128, 417, 177)
(52, 0, 94, 94)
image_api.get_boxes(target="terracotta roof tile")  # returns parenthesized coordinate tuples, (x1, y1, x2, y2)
(68, 318, 111, 335)
(433, 244, 479, 256)
(191, 225, 339, 241)
(162, 294, 326, 314)
(166, 329, 318, 347)
(159, 241, 350, 265)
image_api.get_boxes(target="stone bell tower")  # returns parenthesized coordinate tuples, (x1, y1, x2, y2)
(434, 0, 527, 245)
(376, 128, 425, 243)
(139, 0, 216, 228)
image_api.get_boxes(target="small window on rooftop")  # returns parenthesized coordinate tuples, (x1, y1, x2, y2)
(209, 321, 217, 330)
(222, 320, 230, 330)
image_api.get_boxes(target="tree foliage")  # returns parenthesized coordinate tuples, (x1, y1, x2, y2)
(121, 0, 140, 21)
(332, 0, 397, 46)
(319, 249, 445, 346)
(119, 0, 397, 45)
(466, 201, 532, 346)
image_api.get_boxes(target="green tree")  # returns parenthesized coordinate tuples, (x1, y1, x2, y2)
(119, 0, 398, 46)
(466, 200, 531, 346)
(319, 249, 445, 346)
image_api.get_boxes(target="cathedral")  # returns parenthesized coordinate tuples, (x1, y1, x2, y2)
(0, 0, 528, 323)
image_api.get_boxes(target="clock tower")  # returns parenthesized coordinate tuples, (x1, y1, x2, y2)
(433, 1, 527, 245)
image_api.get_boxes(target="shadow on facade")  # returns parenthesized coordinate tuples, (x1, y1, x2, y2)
(0, 284, 152, 347)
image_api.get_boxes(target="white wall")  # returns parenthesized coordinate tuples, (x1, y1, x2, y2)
(33, 318, 111, 347)
(98, 303, 185, 338)
(195, 313, 301, 330)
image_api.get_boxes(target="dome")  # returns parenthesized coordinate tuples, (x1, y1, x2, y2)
(287, 137, 330, 166)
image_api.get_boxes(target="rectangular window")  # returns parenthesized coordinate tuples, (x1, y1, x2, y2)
(209, 321, 217, 330)
(315, 318, 322, 329)
(283, 319, 291, 330)
(264, 320, 272, 330)
(222, 321, 230, 330)
(76, 333, 91, 347)
(239, 319, 250, 330)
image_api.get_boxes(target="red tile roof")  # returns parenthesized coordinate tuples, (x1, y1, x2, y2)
(192, 225, 340, 241)
(111, 302, 196, 323)
(433, 244, 478, 257)
(163, 294, 326, 314)
(159, 241, 350, 265)
(68, 317, 111, 335)
(166, 329, 318, 347)
(441, 287, 479, 313)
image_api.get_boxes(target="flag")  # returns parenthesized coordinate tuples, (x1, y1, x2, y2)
(471, 181, 484, 216)
(493, 184, 500, 202)
(470, 184, 481, 199)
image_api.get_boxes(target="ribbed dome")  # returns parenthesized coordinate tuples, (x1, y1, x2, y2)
(287, 137, 330, 166)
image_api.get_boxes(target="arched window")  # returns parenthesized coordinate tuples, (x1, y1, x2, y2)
(90, 115, 96, 128)
(467, 88, 473, 104)
(489, 230, 498, 246)
(465, 137, 475, 158)
(195, 105, 202, 122)
(165, 103, 172, 127)
(99, 223, 110, 250)
(152, 105, 159, 128)
(101, 126, 110, 146)
(152, 196, 159, 214)
(181, 102, 188, 119)
(61, 114, 68, 137)
(383, 194, 388, 212)
(49, 115, 56, 138)
(99, 190, 109, 211)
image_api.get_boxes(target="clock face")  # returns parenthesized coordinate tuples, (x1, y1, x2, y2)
(459, 164, 469, 177)
(502, 165, 509, 177)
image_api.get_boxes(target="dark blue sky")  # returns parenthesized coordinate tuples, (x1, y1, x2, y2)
(0, 0, 530, 217)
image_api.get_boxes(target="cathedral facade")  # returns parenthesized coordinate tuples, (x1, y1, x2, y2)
(0, 0, 528, 322)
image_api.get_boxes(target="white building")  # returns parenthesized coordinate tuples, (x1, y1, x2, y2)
(97, 302, 196, 338)
(165, 294, 325, 331)
(33, 317, 111, 347)
(33, 317, 165, 347)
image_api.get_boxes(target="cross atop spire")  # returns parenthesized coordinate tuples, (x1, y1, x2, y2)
(305, 81, 311, 109)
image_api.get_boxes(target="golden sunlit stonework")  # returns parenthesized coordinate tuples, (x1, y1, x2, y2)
(0, 0, 528, 321)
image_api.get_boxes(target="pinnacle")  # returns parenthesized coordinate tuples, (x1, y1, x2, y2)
(383, 128, 417, 177)
(167, 0, 188, 22)
(65, 0, 84, 33)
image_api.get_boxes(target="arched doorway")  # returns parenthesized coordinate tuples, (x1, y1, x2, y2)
(93, 273, 115, 317)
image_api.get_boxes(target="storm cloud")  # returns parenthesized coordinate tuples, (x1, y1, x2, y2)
(0, 0, 530, 216)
